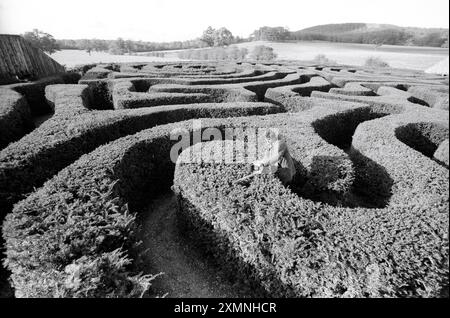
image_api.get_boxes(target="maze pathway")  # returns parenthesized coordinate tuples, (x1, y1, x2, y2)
(140, 193, 253, 298)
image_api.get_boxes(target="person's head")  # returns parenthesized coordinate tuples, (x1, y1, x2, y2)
(265, 128, 280, 145)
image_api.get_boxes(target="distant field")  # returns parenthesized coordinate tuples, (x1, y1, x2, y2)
(49, 49, 183, 67)
(235, 41, 449, 71)
(157, 41, 448, 72)
(50, 41, 449, 73)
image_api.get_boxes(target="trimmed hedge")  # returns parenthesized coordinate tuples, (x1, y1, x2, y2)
(1, 61, 448, 298)
(115, 69, 286, 84)
(78, 78, 115, 110)
(5, 74, 81, 115)
(0, 93, 281, 219)
(265, 76, 334, 112)
(173, 107, 449, 298)
(110, 71, 302, 109)
(1, 118, 240, 297)
(434, 139, 449, 167)
(314, 67, 445, 88)
(408, 86, 449, 110)
(44, 84, 92, 115)
(395, 122, 449, 158)
(311, 86, 432, 115)
(83, 66, 317, 111)
(148, 84, 258, 104)
(376, 86, 429, 106)
(111, 80, 212, 109)
(147, 72, 307, 103)
(116, 62, 262, 79)
(240, 73, 305, 100)
(2, 103, 361, 297)
(80, 66, 114, 80)
(116, 62, 264, 80)
(0, 89, 32, 149)
(138, 62, 240, 77)
(329, 82, 376, 96)
(172, 71, 287, 85)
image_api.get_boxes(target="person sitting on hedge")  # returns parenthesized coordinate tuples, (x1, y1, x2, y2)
(253, 128, 296, 186)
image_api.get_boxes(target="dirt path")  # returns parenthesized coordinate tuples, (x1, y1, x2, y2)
(140, 192, 252, 298)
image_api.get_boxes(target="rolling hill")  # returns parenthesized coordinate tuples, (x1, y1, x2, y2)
(291, 23, 449, 47)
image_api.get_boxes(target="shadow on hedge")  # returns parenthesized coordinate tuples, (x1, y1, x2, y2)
(0, 237, 13, 298)
(300, 107, 394, 208)
(395, 122, 449, 167)
(347, 149, 394, 208)
(291, 154, 393, 208)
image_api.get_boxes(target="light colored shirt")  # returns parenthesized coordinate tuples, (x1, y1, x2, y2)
(264, 139, 296, 183)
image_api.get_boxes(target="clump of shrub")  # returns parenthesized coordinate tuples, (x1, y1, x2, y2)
(250, 45, 277, 61)
(177, 46, 248, 61)
(147, 51, 166, 58)
(313, 54, 336, 65)
(364, 56, 390, 69)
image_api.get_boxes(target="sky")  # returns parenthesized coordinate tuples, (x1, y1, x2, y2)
(0, 0, 449, 42)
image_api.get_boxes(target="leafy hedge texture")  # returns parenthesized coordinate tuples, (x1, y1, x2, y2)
(0, 73, 80, 149)
(174, 107, 448, 297)
(1, 61, 448, 298)
(0, 89, 32, 149)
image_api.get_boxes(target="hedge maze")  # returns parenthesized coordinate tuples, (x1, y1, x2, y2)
(0, 61, 448, 298)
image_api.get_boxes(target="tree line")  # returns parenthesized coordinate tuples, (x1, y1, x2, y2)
(291, 28, 448, 47)
(56, 26, 247, 54)
(56, 38, 210, 54)
(23, 25, 448, 55)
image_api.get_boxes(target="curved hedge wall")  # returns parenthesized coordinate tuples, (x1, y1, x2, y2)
(1, 61, 448, 298)
(329, 82, 376, 96)
(312, 86, 432, 114)
(173, 108, 449, 298)
(0, 89, 32, 149)
(0, 92, 280, 219)
(434, 139, 449, 167)
(265, 76, 334, 112)
(2, 117, 252, 297)
(109, 71, 309, 110)
(0, 100, 360, 296)
(0, 73, 81, 149)
(6, 73, 81, 115)
(408, 86, 449, 110)
(2, 97, 409, 297)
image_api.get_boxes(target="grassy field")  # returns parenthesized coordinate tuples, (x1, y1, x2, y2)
(156, 41, 449, 72)
(238, 41, 449, 71)
(50, 41, 449, 73)
(49, 49, 183, 67)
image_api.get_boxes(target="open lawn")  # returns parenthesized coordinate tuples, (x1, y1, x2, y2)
(49, 49, 183, 67)
(237, 41, 449, 71)
(150, 41, 449, 73)
(50, 42, 448, 73)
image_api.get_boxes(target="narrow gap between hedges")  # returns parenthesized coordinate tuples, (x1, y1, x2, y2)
(395, 122, 449, 167)
(122, 132, 264, 298)
(32, 112, 54, 127)
(296, 110, 394, 208)
(406, 96, 430, 107)
(0, 240, 14, 298)
(139, 192, 256, 298)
